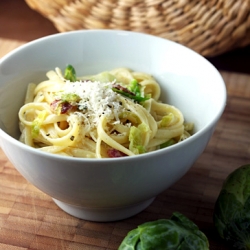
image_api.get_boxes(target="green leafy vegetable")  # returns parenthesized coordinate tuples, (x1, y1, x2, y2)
(61, 93, 80, 103)
(129, 123, 149, 154)
(214, 164, 250, 250)
(64, 64, 77, 82)
(31, 110, 47, 138)
(128, 79, 141, 96)
(118, 212, 209, 250)
(159, 113, 174, 128)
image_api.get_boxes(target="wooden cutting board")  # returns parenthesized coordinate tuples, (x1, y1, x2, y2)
(0, 40, 250, 250)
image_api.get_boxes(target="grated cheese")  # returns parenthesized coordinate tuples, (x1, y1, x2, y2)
(55, 80, 126, 127)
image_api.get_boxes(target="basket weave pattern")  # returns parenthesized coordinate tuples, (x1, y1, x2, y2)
(25, 0, 250, 56)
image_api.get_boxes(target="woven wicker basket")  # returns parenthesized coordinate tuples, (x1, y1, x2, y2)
(25, 0, 250, 57)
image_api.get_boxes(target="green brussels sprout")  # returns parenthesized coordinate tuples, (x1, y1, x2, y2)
(118, 212, 209, 250)
(64, 64, 77, 82)
(214, 164, 250, 249)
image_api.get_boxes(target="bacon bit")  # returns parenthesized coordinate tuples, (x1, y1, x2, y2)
(51, 100, 75, 114)
(112, 84, 135, 96)
(50, 100, 60, 111)
(107, 148, 127, 158)
(61, 102, 73, 114)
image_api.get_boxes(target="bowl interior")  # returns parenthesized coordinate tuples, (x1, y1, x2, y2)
(0, 30, 226, 141)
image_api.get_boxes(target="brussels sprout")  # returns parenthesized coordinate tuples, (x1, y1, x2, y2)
(129, 123, 149, 154)
(214, 164, 250, 249)
(64, 64, 77, 82)
(31, 110, 47, 138)
(118, 212, 209, 250)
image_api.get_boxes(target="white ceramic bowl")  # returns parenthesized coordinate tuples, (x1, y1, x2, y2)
(0, 30, 226, 222)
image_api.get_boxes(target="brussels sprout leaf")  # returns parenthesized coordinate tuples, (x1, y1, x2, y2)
(118, 212, 209, 250)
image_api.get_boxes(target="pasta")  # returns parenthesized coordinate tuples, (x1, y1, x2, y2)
(18, 67, 193, 158)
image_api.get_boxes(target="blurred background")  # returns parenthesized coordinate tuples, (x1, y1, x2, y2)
(0, 0, 249, 74)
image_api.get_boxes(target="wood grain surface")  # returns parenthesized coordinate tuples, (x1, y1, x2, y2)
(0, 1, 250, 249)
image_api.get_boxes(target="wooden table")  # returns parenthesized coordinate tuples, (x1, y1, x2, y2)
(0, 1, 250, 249)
